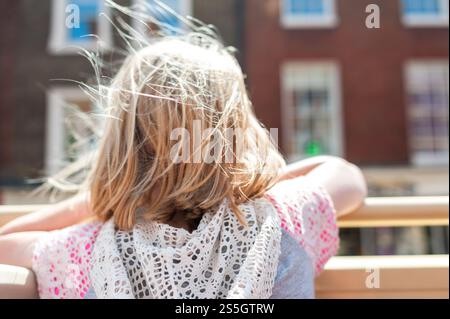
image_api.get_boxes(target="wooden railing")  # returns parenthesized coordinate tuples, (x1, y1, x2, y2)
(318, 196, 449, 299)
(338, 196, 449, 227)
(0, 196, 449, 299)
(1, 196, 447, 228)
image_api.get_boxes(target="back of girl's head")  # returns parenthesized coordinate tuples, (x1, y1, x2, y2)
(32, 2, 286, 229)
(88, 32, 285, 230)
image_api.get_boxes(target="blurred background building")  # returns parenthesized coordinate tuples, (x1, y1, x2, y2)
(0, 0, 448, 255)
(243, 0, 449, 256)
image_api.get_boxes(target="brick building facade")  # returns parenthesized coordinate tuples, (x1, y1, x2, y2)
(0, 0, 242, 190)
(245, 0, 448, 166)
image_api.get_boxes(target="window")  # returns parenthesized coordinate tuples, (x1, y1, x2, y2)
(281, 62, 343, 160)
(405, 61, 449, 166)
(133, 0, 192, 38)
(280, 0, 337, 28)
(401, 0, 449, 27)
(48, 0, 112, 54)
(46, 87, 96, 175)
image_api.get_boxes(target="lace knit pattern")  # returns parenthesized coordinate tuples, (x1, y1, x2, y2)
(90, 198, 282, 299)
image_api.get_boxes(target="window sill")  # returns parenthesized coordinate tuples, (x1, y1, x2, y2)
(281, 16, 338, 29)
(402, 16, 449, 28)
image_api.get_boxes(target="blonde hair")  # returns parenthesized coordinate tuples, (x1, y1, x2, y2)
(87, 33, 285, 230)
(39, 1, 285, 230)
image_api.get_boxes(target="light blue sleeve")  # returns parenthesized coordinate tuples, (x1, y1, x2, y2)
(270, 229, 315, 299)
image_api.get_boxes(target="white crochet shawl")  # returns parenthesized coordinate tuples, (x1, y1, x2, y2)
(90, 198, 282, 299)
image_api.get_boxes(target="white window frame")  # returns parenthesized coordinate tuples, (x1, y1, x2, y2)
(280, 0, 338, 29)
(45, 87, 93, 175)
(404, 60, 449, 167)
(401, 0, 449, 27)
(48, 0, 112, 55)
(132, 0, 192, 39)
(281, 61, 344, 161)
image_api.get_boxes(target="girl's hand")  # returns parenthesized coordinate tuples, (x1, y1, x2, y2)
(0, 193, 93, 236)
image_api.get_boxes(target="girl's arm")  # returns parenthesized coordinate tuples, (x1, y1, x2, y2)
(278, 156, 367, 216)
(277, 155, 341, 182)
(0, 193, 93, 236)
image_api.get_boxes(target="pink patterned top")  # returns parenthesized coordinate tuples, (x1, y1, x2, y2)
(32, 176, 339, 299)
(32, 221, 102, 299)
(265, 177, 339, 275)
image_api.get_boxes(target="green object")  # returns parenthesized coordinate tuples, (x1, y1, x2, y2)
(304, 140, 322, 156)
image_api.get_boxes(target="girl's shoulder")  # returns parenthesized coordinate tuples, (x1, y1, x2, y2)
(264, 176, 339, 275)
(32, 220, 102, 299)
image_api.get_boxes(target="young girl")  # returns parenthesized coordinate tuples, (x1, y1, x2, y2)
(0, 33, 367, 299)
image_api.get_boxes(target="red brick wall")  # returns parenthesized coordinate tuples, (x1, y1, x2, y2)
(0, 1, 19, 178)
(244, 0, 449, 165)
